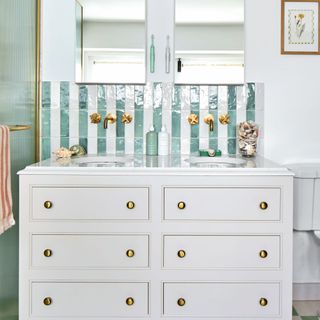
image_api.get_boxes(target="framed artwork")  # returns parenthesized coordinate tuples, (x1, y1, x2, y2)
(281, 0, 320, 54)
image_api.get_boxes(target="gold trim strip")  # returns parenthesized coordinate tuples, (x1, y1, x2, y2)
(9, 125, 32, 132)
(35, 0, 41, 162)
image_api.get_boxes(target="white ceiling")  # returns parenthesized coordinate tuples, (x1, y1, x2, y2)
(77, 0, 244, 24)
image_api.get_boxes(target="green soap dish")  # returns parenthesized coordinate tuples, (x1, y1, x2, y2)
(199, 149, 222, 157)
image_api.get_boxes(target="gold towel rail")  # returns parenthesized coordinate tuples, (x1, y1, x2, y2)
(8, 125, 32, 132)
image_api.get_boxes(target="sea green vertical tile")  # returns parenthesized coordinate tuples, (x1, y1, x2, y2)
(190, 85, 200, 154)
(172, 85, 181, 154)
(60, 82, 69, 148)
(79, 138, 88, 151)
(246, 83, 255, 121)
(41, 137, 51, 160)
(42, 81, 51, 109)
(97, 85, 106, 153)
(228, 86, 237, 154)
(134, 86, 144, 154)
(79, 85, 88, 110)
(153, 83, 162, 132)
(79, 85, 88, 151)
(97, 138, 106, 155)
(208, 85, 218, 150)
(116, 85, 125, 154)
(41, 109, 50, 138)
(228, 138, 237, 155)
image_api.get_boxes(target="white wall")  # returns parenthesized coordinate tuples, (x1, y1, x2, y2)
(176, 24, 244, 51)
(245, 0, 320, 290)
(245, 0, 320, 164)
(84, 21, 145, 49)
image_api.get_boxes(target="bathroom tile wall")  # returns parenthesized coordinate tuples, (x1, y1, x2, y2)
(41, 82, 263, 160)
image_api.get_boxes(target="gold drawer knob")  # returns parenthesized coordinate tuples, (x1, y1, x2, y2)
(126, 249, 135, 258)
(127, 201, 135, 209)
(126, 297, 134, 306)
(259, 250, 268, 258)
(177, 250, 186, 258)
(177, 201, 186, 210)
(43, 297, 52, 306)
(259, 298, 268, 306)
(177, 298, 186, 306)
(44, 201, 53, 209)
(43, 249, 52, 257)
(260, 202, 268, 210)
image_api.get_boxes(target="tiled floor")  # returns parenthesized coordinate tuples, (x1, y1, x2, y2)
(0, 300, 319, 319)
(293, 301, 320, 319)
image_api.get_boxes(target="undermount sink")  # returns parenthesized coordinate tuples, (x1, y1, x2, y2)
(187, 156, 246, 167)
(72, 156, 133, 166)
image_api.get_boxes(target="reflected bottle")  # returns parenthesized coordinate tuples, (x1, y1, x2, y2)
(150, 35, 155, 73)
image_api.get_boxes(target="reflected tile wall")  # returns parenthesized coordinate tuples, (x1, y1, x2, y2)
(41, 82, 263, 160)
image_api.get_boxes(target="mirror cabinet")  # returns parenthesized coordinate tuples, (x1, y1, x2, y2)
(41, 0, 244, 84)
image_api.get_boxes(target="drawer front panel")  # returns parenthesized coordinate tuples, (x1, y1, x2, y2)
(32, 187, 149, 220)
(163, 282, 280, 317)
(32, 234, 149, 269)
(164, 187, 281, 221)
(163, 235, 280, 269)
(31, 282, 149, 317)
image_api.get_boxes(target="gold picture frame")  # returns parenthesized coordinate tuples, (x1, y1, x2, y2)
(281, 0, 320, 54)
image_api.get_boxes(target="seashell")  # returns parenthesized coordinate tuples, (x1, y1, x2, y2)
(238, 121, 259, 157)
(53, 147, 73, 159)
(69, 145, 87, 156)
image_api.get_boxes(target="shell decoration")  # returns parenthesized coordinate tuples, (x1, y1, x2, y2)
(53, 147, 73, 159)
(53, 145, 87, 159)
(238, 121, 259, 157)
(69, 145, 87, 156)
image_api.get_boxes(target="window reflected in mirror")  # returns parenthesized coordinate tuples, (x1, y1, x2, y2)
(77, 0, 146, 83)
(175, 0, 244, 84)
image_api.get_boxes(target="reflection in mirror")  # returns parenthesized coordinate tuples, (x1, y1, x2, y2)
(175, 0, 244, 84)
(77, 0, 146, 83)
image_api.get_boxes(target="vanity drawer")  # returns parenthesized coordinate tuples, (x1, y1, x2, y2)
(163, 235, 280, 269)
(32, 234, 149, 269)
(164, 187, 281, 221)
(163, 282, 280, 317)
(31, 282, 149, 318)
(32, 187, 149, 220)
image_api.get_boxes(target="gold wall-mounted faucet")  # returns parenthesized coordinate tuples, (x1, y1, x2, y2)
(204, 114, 214, 132)
(103, 113, 117, 129)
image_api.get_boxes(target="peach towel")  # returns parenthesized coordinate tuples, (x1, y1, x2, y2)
(0, 125, 15, 234)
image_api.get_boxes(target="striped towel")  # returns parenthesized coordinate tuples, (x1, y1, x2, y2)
(0, 125, 15, 234)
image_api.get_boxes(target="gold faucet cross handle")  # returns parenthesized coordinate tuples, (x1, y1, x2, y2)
(204, 114, 214, 131)
(188, 114, 199, 125)
(103, 113, 117, 129)
(121, 113, 133, 124)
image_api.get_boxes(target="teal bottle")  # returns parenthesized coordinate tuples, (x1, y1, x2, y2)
(146, 125, 158, 156)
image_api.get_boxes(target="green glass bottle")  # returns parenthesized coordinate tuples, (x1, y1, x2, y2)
(146, 125, 158, 156)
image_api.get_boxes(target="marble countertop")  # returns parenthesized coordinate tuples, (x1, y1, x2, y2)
(19, 154, 293, 176)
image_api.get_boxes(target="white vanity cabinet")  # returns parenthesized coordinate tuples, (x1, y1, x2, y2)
(19, 164, 293, 319)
